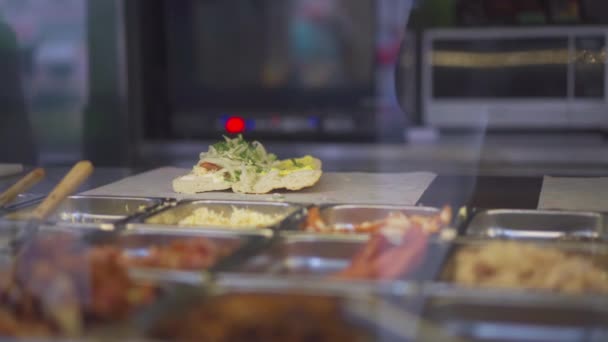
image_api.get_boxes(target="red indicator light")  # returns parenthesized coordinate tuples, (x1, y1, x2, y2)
(225, 116, 246, 133)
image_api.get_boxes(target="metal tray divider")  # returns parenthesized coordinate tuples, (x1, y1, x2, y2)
(275, 203, 326, 234)
(128, 198, 183, 224)
(206, 233, 281, 276)
(273, 203, 314, 232)
(454, 207, 488, 238)
(0, 199, 41, 223)
(1, 195, 174, 234)
(464, 208, 605, 240)
(293, 203, 337, 231)
(0, 193, 44, 212)
(452, 206, 476, 237)
(68, 195, 174, 226)
(131, 199, 304, 233)
(427, 236, 477, 288)
(109, 197, 177, 231)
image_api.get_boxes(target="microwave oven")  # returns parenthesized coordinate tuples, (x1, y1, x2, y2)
(422, 27, 608, 130)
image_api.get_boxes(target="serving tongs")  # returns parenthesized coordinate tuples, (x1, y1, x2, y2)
(0, 167, 45, 210)
(11, 161, 94, 252)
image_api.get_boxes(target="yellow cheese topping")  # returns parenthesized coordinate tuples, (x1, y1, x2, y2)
(273, 156, 316, 176)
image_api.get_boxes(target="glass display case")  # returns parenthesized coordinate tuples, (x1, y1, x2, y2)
(1, 0, 608, 341)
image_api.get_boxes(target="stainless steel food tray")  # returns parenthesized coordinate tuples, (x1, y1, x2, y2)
(129, 199, 303, 234)
(2, 195, 167, 230)
(0, 226, 272, 282)
(137, 277, 426, 342)
(437, 237, 608, 289)
(0, 193, 43, 211)
(227, 234, 447, 283)
(0, 228, 275, 341)
(233, 235, 365, 276)
(282, 204, 445, 237)
(420, 284, 608, 342)
(0, 220, 89, 255)
(464, 209, 604, 240)
(107, 228, 273, 275)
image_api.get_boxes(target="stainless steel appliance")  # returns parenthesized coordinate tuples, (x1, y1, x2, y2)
(120, 0, 412, 142)
(422, 26, 608, 130)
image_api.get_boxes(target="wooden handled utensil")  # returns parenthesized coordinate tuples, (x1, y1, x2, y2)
(11, 161, 93, 336)
(15, 161, 94, 246)
(30, 161, 94, 221)
(0, 168, 45, 208)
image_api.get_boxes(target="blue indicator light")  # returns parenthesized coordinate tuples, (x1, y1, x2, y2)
(308, 116, 320, 128)
(246, 119, 256, 130)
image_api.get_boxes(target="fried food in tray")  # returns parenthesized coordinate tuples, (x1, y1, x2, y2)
(0, 231, 238, 338)
(0, 232, 158, 338)
(122, 236, 237, 270)
(304, 205, 452, 235)
(334, 227, 430, 281)
(446, 240, 608, 294)
(150, 293, 371, 342)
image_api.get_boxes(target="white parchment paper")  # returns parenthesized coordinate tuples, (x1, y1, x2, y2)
(539, 176, 608, 212)
(82, 167, 436, 205)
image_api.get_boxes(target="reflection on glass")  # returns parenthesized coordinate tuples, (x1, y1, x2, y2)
(192, 0, 374, 90)
(0, 0, 87, 162)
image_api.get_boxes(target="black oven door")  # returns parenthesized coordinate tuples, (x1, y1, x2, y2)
(129, 0, 381, 142)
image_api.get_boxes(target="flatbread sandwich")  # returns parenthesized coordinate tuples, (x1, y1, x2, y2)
(173, 135, 322, 194)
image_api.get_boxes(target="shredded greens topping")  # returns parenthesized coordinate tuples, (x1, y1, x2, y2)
(197, 135, 277, 184)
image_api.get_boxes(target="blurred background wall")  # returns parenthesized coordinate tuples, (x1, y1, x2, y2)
(0, 0, 88, 165)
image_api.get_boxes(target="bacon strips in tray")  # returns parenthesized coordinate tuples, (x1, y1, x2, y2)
(334, 227, 430, 281)
(304, 206, 452, 234)
(124, 238, 235, 270)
